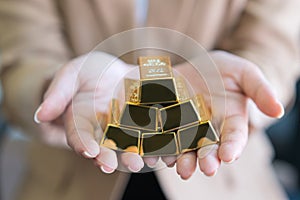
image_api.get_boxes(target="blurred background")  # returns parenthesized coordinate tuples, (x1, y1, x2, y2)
(266, 79, 300, 200)
(1, 0, 300, 199)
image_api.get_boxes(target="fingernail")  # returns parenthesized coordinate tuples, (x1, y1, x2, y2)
(180, 175, 189, 180)
(128, 165, 141, 173)
(147, 163, 156, 168)
(205, 170, 218, 177)
(167, 162, 176, 168)
(224, 158, 235, 164)
(211, 170, 218, 177)
(100, 165, 114, 174)
(34, 106, 42, 124)
(83, 151, 94, 158)
(276, 102, 285, 119)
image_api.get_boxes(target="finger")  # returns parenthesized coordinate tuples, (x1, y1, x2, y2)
(197, 144, 218, 159)
(64, 107, 100, 158)
(176, 151, 197, 180)
(218, 113, 248, 163)
(161, 156, 177, 167)
(211, 51, 284, 118)
(34, 58, 84, 123)
(198, 145, 220, 176)
(120, 152, 144, 172)
(39, 123, 68, 148)
(94, 146, 118, 174)
(143, 156, 159, 168)
(240, 61, 284, 118)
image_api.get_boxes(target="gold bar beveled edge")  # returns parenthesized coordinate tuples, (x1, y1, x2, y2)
(205, 120, 220, 142)
(140, 76, 175, 81)
(107, 98, 121, 125)
(174, 76, 191, 102)
(124, 78, 141, 104)
(192, 94, 212, 122)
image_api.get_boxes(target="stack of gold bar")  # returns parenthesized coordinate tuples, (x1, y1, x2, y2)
(100, 56, 219, 157)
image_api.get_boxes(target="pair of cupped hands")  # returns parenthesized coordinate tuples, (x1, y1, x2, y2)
(34, 50, 284, 179)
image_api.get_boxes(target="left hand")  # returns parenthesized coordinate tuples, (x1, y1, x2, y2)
(172, 50, 284, 179)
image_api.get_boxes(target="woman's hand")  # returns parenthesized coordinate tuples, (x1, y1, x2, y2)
(34, 52, 144, 173)
(173, 50, 284, 179)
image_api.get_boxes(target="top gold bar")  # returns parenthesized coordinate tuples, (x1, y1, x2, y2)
(138, 56, 173, 80)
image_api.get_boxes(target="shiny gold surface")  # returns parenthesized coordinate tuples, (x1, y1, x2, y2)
(177, 121, 219, 153)
(138, 56, 172, 80)
(139, 78, 178, 104)
(100, 56, 219, 157)
(120, 103, 159, 131)
(100, 124, 140, 153)
(124, 146, 140, 154)
(175, 76, 190, 102)
(193, 94, 212, 122)
(107, 99, 120, 125)
(102, 139, 117, 150)
(160, 99, 200, 131)
(140, 132, 179, 156)
(124, 78, 140, 103)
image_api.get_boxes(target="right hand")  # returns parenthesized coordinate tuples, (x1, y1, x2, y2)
(34, 52, 145, 173)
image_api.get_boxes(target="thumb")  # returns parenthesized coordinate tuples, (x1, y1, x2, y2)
(239, 59, 285, 118)
(211, 51, 284, 118)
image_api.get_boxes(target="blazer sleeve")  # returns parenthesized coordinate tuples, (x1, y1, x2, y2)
(219, 0, 300, 128)
(0, 0, 71, 135)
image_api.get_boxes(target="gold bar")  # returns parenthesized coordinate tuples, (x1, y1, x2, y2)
(138, 56, 178, 104)
(107, 99, 120, 125)
(124, 78, 140, 104)
(193, 94, 212, 122)
(160, 99, 200, 132)
(177, 121, 219, 153)
(120, 103, 159, 131)
(138, 56, 173, 79)
(96, 112, 108, 130)
(140, 132, 179, 156)
(175, 76, 190, 102)
(139, 78, 178, 104)
(100, 124, 141, 154)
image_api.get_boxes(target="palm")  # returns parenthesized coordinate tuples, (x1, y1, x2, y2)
(173, 51, 283, 178)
